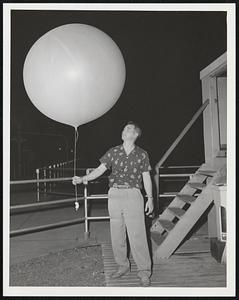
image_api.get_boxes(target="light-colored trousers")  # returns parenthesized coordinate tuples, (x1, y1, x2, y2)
(108, 187, 151, 278)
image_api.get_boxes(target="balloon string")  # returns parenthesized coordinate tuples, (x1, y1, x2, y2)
(74, 127, 79, 204)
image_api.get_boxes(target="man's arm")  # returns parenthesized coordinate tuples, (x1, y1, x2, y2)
(142, 171, 154, 215)
(83, 163, 107, 182)
(72, 163, 107, 185)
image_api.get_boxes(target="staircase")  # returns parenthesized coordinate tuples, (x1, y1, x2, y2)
(151, 162, 224, 261)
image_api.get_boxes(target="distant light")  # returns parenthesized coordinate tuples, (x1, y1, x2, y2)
(58, 147, 62, 151)
(71, 149, 73, 153)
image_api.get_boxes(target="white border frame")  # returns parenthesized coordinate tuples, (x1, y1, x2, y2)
(3, 3, 236, 297)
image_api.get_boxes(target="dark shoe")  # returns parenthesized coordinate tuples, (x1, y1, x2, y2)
(110, 267, 130, 279)
(140, 276, 151, 287)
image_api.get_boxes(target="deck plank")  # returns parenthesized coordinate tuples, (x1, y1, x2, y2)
(102, 243, 226, 287)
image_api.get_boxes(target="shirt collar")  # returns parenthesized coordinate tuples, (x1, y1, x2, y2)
(120, 144, 137, 154)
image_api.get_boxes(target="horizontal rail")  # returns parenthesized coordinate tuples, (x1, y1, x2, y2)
(52, 167, 88, 170)
(38, 166, 85, 171)
(159, 165, 200, 169)
(86, 216, 110, 220)
(159, 173, 193, 177)
(86, 195, 108, 199)
(10, 218, 85, 237)
(10, 176, 108, 185)
(10, 197, 85, 214)
(10, 177, 73, 185)
(39, 191, 83, 197)
(38, 159, 81, 169)
(41, 167, 91, 171)
(10, 194, 108, 214)
(159, 193, 179, 197)
(10, 170, 110, 236)
(159, 193, 200, 197)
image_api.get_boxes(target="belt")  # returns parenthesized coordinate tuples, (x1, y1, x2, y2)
(112, 183, 132, 189)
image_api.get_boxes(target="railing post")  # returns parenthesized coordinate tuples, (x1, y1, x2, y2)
(60, 163, 63, 178)
(62, 162, 64, 177)
(53, 164, 56, 188)
(49, 166, 52, 192)
(154, 170, 160, 214)
(43, 168, 47, 195)
(36, 168, 40, 202)
(57, 164, 59, 182)
(84, 182, 90, 240)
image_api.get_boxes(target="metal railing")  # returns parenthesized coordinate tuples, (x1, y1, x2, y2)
(35, 165, 89, 201)
(10, 166, 202, 237)
(157, 167, 200, 200)
(154, 99, 209, 201)
(10, 171, 110, 238)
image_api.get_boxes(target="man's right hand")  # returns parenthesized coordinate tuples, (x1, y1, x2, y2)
(72, 176, 83, 185)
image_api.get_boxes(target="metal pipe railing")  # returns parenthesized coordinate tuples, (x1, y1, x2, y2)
(36, 169, 40, 202)
(10, 162, 197, 234)
(159, 165, 200, 169)
(86, 216, 110, 220)
(155, 99, 209, 172)
(10, 170, 197, 238)
(159, 192, 200, 198)
(84, 184, 89, 238)
(10, 192, 109, 238)
(86, 195, 108, 199)
(10, 171, 110, 238)
(159, 173, 193, 177)
(43, 168, 47, 195)
(39, 167, 90, 171)
(154, 99, 209, 202)
(10, 197, 84, 214)
(49, 165, 52, 192)
(10, 177, 73, 185)
(10, 218, 85, 237)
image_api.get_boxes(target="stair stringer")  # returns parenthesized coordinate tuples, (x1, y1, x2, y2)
(153, 166, 223, 262)
(151, 164, 210, 235)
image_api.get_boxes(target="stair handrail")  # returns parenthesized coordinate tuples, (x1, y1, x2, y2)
(154, 99, 209, 201)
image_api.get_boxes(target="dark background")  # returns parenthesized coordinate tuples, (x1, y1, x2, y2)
(10, 10, 227, 178)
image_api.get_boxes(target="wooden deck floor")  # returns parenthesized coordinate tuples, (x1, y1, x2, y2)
(102, 242, 226, 287)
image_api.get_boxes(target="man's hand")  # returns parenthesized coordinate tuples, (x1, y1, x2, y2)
(145, 199, 154, 216)
(72, 176, 83, 185)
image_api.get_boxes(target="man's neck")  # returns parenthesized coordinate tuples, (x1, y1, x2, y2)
(123, 140, 135, 150)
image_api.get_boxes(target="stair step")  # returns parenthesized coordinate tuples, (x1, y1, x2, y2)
(158, 219, 175, 232)
(197, 170, 216, 176)
(152, 162, 223, 260)
(168, 207, 186, 218)
(150, 231, 166, 246)
(176, 194, 197, 203)
(187, 182, 206, 190)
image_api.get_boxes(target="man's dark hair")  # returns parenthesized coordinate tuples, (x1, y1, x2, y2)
(127, 121, 142, 139)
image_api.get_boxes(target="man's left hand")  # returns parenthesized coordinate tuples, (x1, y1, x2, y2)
(145, 199, 154, 216)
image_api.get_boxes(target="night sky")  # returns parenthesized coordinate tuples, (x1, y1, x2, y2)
(10, 10, 227, 173)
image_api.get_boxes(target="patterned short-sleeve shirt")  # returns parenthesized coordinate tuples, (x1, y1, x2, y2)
(100, 144, 151, 189)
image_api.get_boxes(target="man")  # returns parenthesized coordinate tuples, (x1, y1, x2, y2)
(72, 121, 154, 287)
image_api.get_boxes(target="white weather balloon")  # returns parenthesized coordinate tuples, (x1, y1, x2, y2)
(23, 23, 126, 128)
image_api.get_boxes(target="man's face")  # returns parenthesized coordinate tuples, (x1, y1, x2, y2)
(121, 124, 138, 142)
